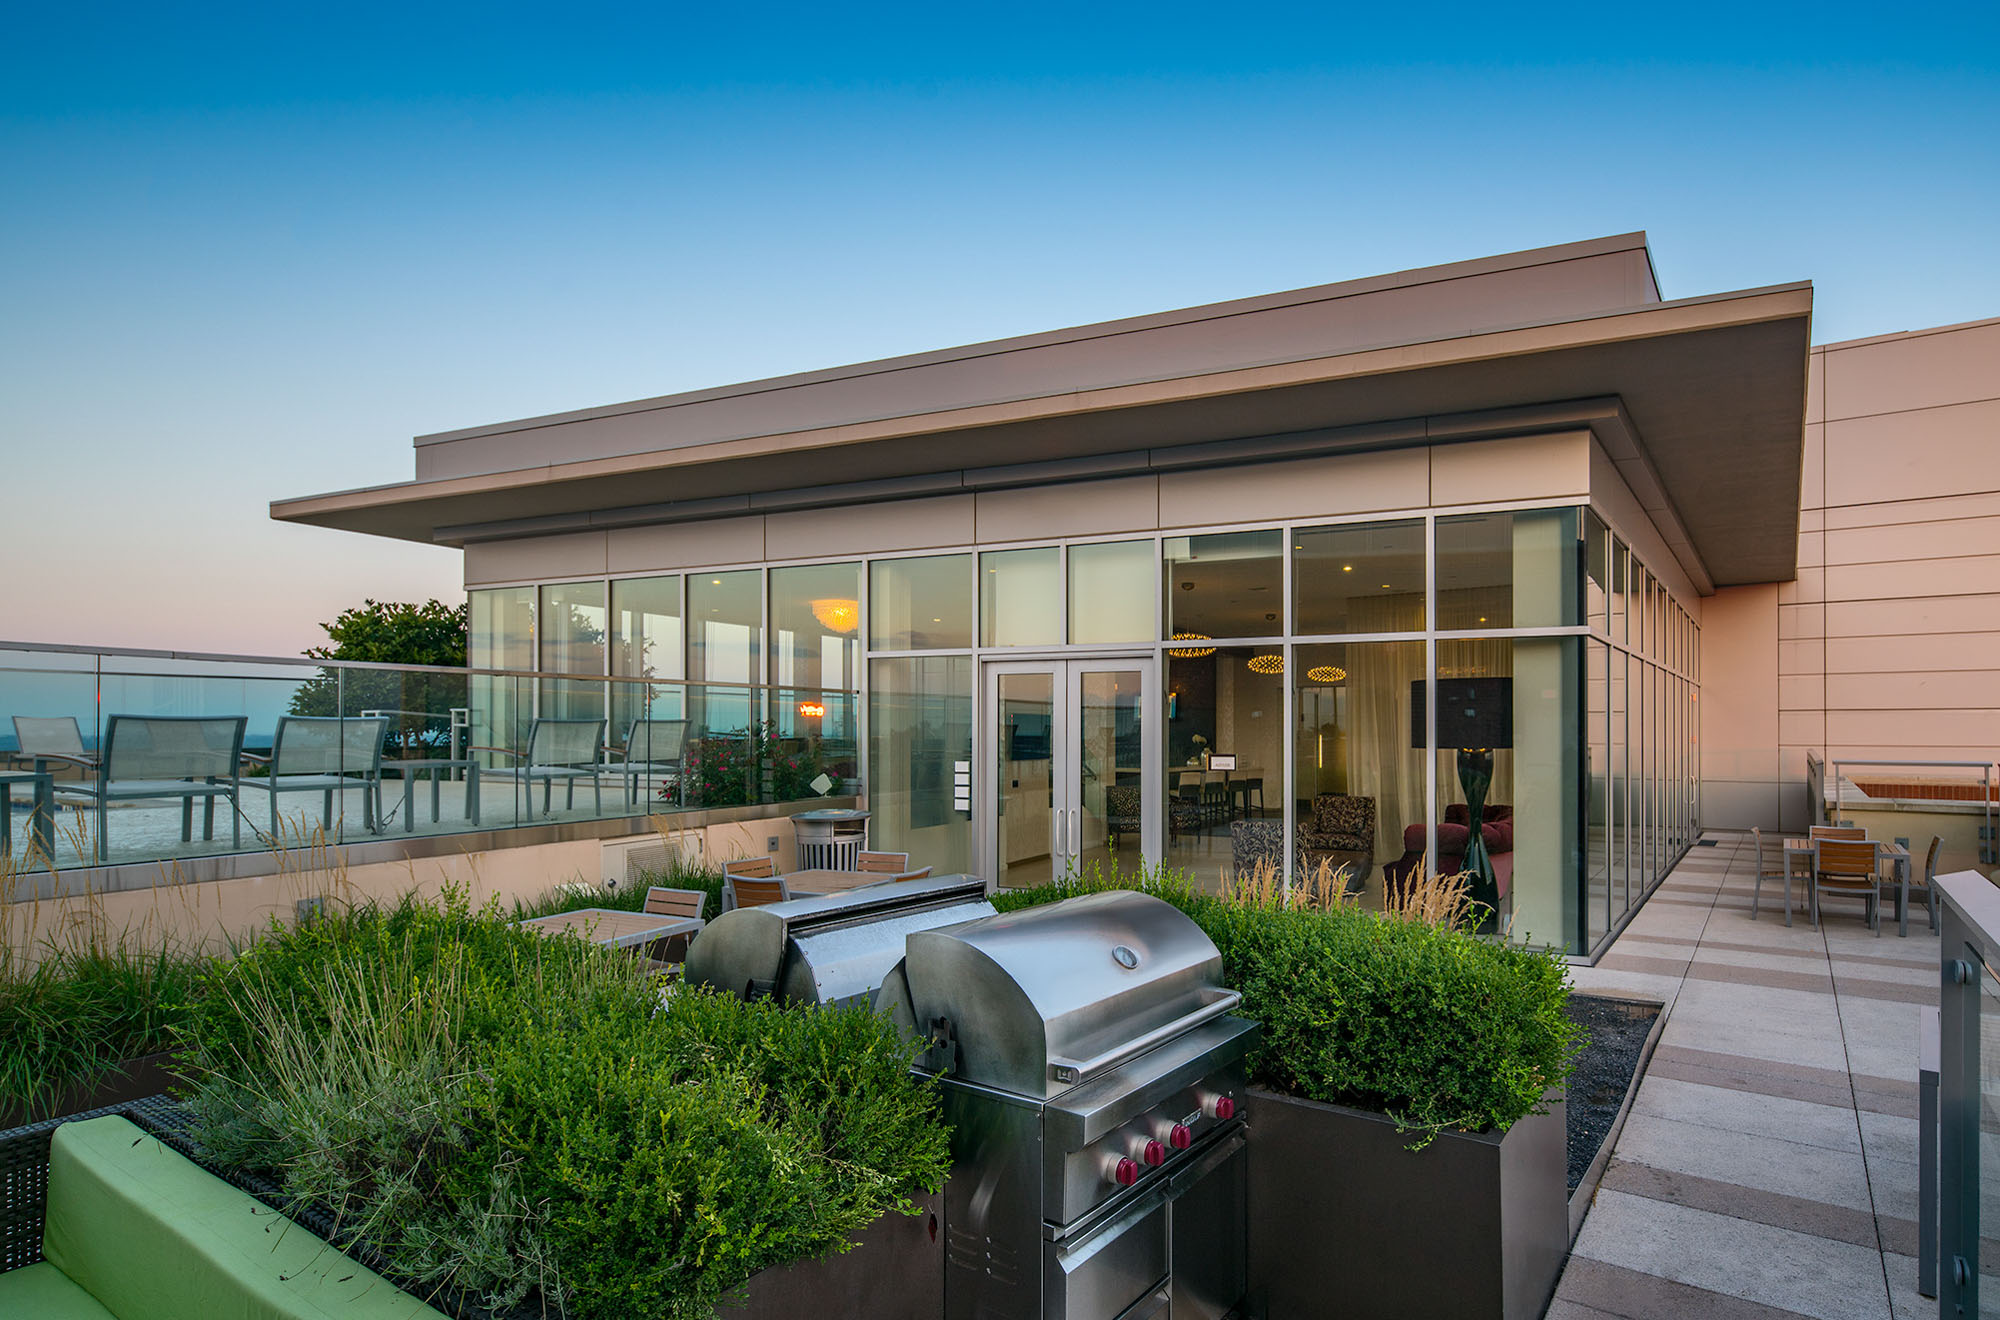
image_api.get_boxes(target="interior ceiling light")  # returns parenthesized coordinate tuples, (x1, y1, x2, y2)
(1167, 632, 1216, 658)
(1306, 665, 1347, 684)
(809, 598, 859, 633)
(1246, 653, 1284, 675)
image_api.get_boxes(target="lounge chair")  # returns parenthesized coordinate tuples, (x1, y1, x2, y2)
(616, 718, 687, 808)
(241, 715, 388, 837)
(9, 715, 92, 772)
(52, 715, 246, 862)
(479, 717, 606, 816)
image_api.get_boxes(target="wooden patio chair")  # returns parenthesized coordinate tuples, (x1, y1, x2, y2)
(901, 865, 932, 881)
(1813, 838, 1883, 934)
(1749, 825, 1797, 926)
(856, 850, 910, 874)
(1892, 835, 1943, 937)
(1811, 824, 1865, 840)
(637, 885, 707, 966)
(723, 855, 775, 878)
(729, 875, 790, 909)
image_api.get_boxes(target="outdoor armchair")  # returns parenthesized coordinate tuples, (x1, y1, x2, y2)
(9, 716, 93, 773)
(640, 885, 707, 964)
(240, 714, 388, 838)
(53, 715, 245, 863)
(477, 717, 606, 817)
(615, 717, 687, 809)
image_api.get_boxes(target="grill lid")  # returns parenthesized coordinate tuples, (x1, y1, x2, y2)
(895, 890, 1233, 1098)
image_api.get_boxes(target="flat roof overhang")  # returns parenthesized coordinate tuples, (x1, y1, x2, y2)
(273, 283, 1811, 589)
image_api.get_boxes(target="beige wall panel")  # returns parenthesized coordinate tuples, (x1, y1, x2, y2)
(1778, 639, 1824, 676)
(1825, 555, 2000, 603)
(1825, 516, 2000, 566)
(1156, 446, 1427, 528)
(1700, 585, 1781, 787)
(1701, 779, 1781, 831)
(1778, 568, 1825, 606)
(1800, 509, 1825, 533)
(464, 532, 608, 586)
(1796, 530, 1825, 569)
(1826, 669, 2000, 712)
(1827, 633, 2000, 673)
(1428, 430, 1589, 507)
(763, 494, 975, 560)
(1777, 709, 1825, 748)
(1801, 422, 1825, 512)
(974, 476, 1159, 543)
(1777, 673, 1824, 711)
(1826, 593, 2000, 638)
(606, 516, 765, 573)
(1824, 491, 2000, 531)
(1823, 398, 2000, 508)
(1828, 708, 2000, 748)
(1588, 439, 1701, 606)
(1822, 320, 2000, 421)
(1777, 603, 1825, 640)
(1806, 349, 1825, 426)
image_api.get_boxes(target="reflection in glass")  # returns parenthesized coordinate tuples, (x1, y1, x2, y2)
(1079, 668, 1144, 882)
(995, 671, 1055, 890)
(1586, 639, 1610, 949)
(1166, 644, 1282, 893)
(1294, 519, 1425, 634)
(1069, 540, 1154, 644)
(870, 555, 972, 651)
(770, 562, 860, 690)
(1164, 530, 1283, 641)
(981, 548, 1060, 648)
(1294, 641, 1426, 899)
(689, 570, 761, 740)
(611, 576, 683, 743)
(869, 656, 972, 874)
(539, 581, 606, 721)
(471, 587, 534, 765)
(1585, 511, 1609, 635)
(1435, 508, 1579, 631)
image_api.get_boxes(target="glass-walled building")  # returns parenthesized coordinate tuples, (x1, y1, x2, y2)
(278, 233, 1810, 959)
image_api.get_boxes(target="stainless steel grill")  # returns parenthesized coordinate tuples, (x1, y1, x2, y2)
(877, 890, 1256, 1320)
(682, 874, 994, 1009)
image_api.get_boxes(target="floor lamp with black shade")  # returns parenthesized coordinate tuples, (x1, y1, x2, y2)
(1412, 677, 1513, 927)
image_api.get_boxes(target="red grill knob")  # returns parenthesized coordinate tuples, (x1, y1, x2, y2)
(1113, 1157, 1139, 1187)
(1211, 1096, 1236, 1121)
(1169, 1123, 1193, 1150)
(1142, 1139, 1166, 1167)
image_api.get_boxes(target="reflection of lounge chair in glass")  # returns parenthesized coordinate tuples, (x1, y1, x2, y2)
(241, 716, 388, 838)
(481, 718, 606, 816)
(52, 715, 246, 862)
(616, 718, 687, 808)
(10, 716, 92, 771)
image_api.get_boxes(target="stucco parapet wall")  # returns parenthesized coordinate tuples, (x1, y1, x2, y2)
(7, 798, 853, 903)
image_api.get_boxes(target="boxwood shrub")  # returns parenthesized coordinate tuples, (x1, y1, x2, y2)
(175, 888, 949, 1320)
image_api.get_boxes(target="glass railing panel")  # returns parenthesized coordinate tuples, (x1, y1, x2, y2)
(771, 686, 859, 804)
(0, 648, 101, 871)
(1980, 959, 2000, 1306)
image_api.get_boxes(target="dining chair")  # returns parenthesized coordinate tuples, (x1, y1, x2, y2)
(1895, 835, 1942, 937)
(1749, 825, 1795, 926)
(902, 865, 932, 881)
(729, 876, 791, 909)
(639, 885, 707, 965)
(1810, 825, 1865, 840)
(1813, 838, 1883, 934)
(857, 850, 911, 874)
(723, 855, 776, 879)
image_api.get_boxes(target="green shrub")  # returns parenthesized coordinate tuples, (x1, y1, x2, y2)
(0, 940, 205, 1120)
(990, 857, 1197, 914)
(175, 885, 948, 1319)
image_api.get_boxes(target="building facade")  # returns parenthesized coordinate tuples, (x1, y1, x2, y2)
(277, 234, 1821, 957)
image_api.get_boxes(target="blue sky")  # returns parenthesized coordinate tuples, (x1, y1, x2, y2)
(4, 3, 1996, 653)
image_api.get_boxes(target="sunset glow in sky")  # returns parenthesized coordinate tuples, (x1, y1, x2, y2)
(5, 3, 1996, 654)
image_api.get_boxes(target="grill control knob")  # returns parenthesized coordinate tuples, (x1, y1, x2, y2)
(1210, 1096, 1236, 1121)
(1113, 1157, 1140, 1187)
(1142, 1139, 1166, 1167)
(1169, 1123, 1193, 1150)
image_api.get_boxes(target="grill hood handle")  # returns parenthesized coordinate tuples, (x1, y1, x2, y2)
(1046, 989, 1242, 1086)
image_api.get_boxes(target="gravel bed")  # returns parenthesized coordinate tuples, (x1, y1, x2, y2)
(1564, 993, 1661, 1193)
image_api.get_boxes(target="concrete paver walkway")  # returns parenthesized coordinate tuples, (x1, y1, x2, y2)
(1552, 831, 1939, 1320)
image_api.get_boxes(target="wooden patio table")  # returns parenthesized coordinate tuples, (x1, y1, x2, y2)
(781, 867, 927, 896)
(516, 908, 703, 950)
(1784, 837, 1912, 933)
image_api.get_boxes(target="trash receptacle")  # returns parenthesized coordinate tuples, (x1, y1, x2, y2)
(791, 809, 870, 871)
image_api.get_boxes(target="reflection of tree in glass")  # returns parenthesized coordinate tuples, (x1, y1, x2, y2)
(288, 599, 468, 760)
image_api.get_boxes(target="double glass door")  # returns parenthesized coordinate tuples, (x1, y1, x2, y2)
(985, 658, 1156, 889)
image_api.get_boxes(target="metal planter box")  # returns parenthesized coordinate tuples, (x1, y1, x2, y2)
(714, 1191, 945, 1320)
(1245, 1086, 1567, 1320)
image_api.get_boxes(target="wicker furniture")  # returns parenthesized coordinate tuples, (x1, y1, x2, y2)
(0, 1107, 446, 1318)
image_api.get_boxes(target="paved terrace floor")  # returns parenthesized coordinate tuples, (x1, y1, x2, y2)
(1551, 831, 1940, 1320)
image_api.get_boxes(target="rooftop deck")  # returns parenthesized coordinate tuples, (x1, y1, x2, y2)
(1555, 831, 1937, 1320)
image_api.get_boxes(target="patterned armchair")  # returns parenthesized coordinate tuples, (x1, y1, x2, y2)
(1297, 793, 1376, 883)
(1106, 784, 1144, 845)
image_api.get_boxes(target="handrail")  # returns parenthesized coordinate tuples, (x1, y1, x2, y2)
(1831, 757, 1997, 866)
(1936, 870, 2000, 1311)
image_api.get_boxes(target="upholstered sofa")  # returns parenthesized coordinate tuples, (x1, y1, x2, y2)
(0, 1109, 445, 1319)
(1295, 793, 1376, 886)
(1382, 803, 1515, 902)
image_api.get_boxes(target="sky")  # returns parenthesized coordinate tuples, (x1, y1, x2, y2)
(3, 3, 1996, 656)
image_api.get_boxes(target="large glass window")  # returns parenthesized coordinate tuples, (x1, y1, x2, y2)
(1586, 639, 1609, 949)
(1069, 540, 1154, 644)
(539, 581, 606, 720)
(1294, 519, 1425, 635)
(1435, 507, 1579, 630)
(470, 587, 533, 762)
(770, 562, 860, 690)
(871, 555, 972, 651)
(868, 656, 972, 874)
(611, 575, 683, 742)
(1164, 530, 1283, 641)
(1585, 512, 1609, 636)
(981, 548, 1060, 648)
(1164, 642, 1283, 893)
(688, 571, 762, 684)
(1293, 641, 1427, 897)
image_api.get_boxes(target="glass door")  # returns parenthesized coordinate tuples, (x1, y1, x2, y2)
(985, 658, 1155, 889)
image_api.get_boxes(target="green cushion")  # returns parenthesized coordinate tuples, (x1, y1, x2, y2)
(42, 1115, 449, 1320)
(0, 1261, 119, 1319)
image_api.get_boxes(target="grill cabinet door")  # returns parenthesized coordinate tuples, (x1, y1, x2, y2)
(1046, 1186, 1169, 1320)
(1169, 1131, 1247, 1320)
